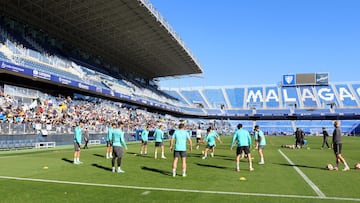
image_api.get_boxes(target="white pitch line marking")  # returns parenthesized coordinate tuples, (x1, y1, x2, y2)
(279, 149, 326, 198)
(1, 175, 360, 201)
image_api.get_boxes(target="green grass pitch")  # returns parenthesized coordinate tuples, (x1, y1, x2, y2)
(0, 136, 359, 203)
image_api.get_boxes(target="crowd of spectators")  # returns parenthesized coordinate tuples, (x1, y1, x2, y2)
(0, 87, 208, 135)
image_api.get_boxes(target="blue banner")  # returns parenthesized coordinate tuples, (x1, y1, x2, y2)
(0, 60, 33, 76)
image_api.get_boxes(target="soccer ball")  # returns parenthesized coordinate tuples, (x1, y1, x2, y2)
(355, 163, 360, 170)
(326, 164, 334, 170)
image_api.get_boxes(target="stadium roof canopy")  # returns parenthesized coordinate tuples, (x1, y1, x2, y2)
(0, 0, 203, 79)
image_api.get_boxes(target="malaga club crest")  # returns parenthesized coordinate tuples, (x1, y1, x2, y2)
(283, 74, 295, 85)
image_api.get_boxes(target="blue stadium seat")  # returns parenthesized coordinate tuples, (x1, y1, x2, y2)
(316, 86, 339, 108)
(282, 87, 299, 108)
(163, 90, 189, 104)
(225, 109, 252, 115)
(0, 140, 7, 149)
(225, 88, 245, 108)
(181, 106, 205, 114)
(181, 90, 208, 108)
(265, 86, 280, 108)
(205, 109, 223, 115)
(247, 87, 264, 108)
(299, 87, 318, 107)
(202, 88, 227, 109)
(256, 109, 290, 116)
(335, 84, 358, 107)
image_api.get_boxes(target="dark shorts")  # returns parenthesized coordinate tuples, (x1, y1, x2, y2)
(205, 144, 215, 149)
(174, 150, 186, 158)
(141, 140, 148, 145)
(196, 138, 201, 142)
(112, 146, 124, 158)
(333, 143, 342, 155)
(236, 146, 250, 155)
(74, 142, 81, 151)
(155, 142, 163, 147)
(106, 141, 112, 147)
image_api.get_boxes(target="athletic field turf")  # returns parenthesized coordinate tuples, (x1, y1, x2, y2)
(0, 136, 359, 203)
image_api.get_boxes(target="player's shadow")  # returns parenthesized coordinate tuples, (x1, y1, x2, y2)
(141, 166, 172, 176)
(211, 154, 229, 158)
(92, 163, 112, 172)
(93, 154, 105, 158)
(127, 152, 137, 155)
(274, 163, 325, 170)
(187, 153, 202, 158)
(127, 151, 152, 158)
(220, 157, 236, 161)
(61, 158, 74, 164)
(196, 163, 228, 170)
(136, 154, 153, 159)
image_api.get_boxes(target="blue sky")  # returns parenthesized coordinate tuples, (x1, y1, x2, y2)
(151, 0, 360, 88)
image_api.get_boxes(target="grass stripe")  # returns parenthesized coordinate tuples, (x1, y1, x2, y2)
(278, 149, 326, 198)
(0, 175, 360, 202)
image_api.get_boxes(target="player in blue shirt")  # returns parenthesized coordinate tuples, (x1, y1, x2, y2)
(254, 125, 266, 164)
(231, 123, 254, 172)
(111, 122, 128, 173)
(106, 123, 114, 159)
(202, 127, 222, 159)
(140, 125, 149, 155)
(154, 125, 167, 159)
(73, 121, 84, 164)
(170, 123, 192, 177)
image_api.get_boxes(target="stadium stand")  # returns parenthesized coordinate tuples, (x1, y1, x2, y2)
(225, 87, 245, 108)
(202, 88, 228, 109)
(180, 89, 209, 108)
(334, 84, 359, 107)
(265, 86, 281, 108)
(0, 0, 360, 152)
(255, 120, 294, 135)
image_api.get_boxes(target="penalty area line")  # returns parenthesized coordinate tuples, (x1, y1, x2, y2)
(0, 175, 360, 201)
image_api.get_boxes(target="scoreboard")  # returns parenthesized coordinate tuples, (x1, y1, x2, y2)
(282, 73, 329, 86)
